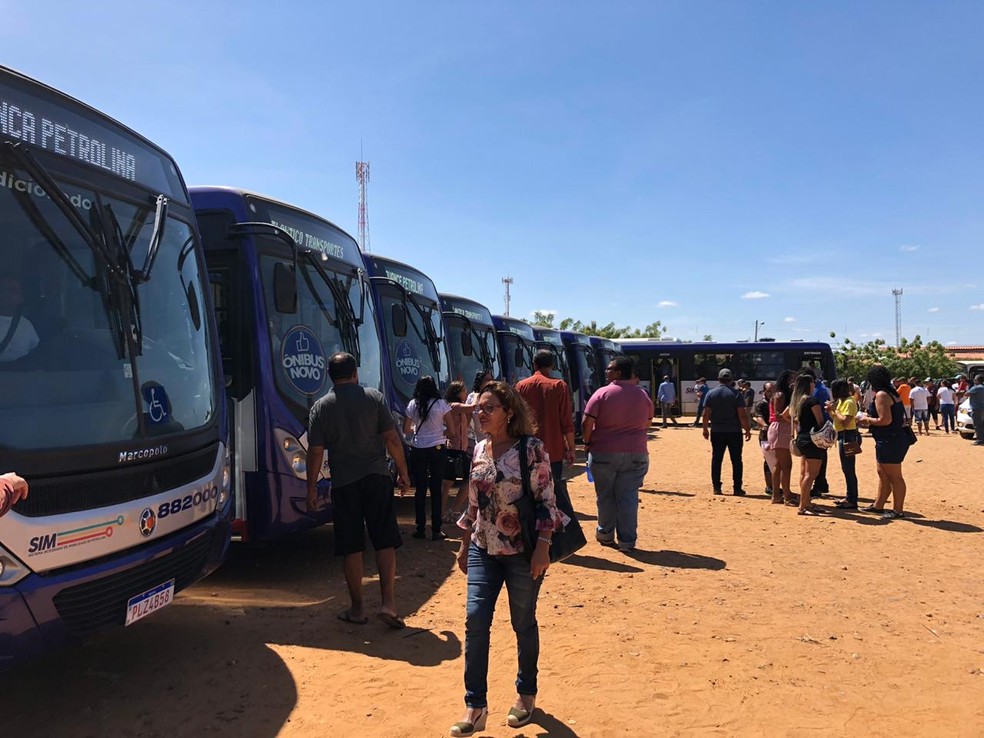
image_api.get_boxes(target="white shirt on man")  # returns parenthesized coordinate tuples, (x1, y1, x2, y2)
(909, 385, 930, 411)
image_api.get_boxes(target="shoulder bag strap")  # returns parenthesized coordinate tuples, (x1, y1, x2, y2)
(518, 435, 532, 500)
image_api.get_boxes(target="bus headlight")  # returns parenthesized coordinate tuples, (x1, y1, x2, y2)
(0, 545, 29, 587)
(218, 448, 231, 508)
(273, 428, 307, 479)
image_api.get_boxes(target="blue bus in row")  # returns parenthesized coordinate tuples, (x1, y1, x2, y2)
(0, 66, 231, 663)
(192, 187, 383, 542)
(614, 339, 837, 416)
(441, 293, 501, 386)
(492, 315, 535, 385)
(364, 255, 450, 425)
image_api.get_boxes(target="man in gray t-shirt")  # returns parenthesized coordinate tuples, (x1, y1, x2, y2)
(306, 352, 411, 628)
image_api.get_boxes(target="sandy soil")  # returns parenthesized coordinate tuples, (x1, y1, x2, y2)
(4, 423, 984, 737)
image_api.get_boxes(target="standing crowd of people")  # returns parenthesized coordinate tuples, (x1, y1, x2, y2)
(299, 348, 982, 736)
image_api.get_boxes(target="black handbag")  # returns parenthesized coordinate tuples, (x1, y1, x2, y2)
(516, 435, 587, 564)
(445, 448, 470, 479)
(902, 424, 917, 446)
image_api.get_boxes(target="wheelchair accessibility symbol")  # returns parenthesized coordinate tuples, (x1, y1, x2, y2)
(141, 383, 171, 426)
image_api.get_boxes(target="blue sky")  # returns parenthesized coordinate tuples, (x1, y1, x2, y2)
(5, 1, 984, 345)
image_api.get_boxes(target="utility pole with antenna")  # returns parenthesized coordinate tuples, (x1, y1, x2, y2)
(502, 276, 513, 317)
(892, 288, 903, 345)
(356, 151, 371, 254)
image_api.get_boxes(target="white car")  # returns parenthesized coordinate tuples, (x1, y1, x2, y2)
(956, 399, 976, 439)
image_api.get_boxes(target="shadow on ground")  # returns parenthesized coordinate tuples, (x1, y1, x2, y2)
(0, 497, 459, 737)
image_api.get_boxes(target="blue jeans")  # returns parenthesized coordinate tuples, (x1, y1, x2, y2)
(464, 543, 543, 708)
(940, 404, 955, 432)
(588, 451, 649, 546)
(837, 429, 860, 504)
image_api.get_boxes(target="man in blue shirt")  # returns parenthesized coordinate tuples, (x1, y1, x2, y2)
(701, 369, 751, 495)
(968, 374, 984, 445)
(657, 375, 679, 427)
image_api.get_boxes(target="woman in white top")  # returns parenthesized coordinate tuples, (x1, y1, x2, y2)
(937, 380, 956, 434)
(404, 376, 473, 540)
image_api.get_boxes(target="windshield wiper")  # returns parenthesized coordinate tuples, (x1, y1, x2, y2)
(1, 140, 121, 283)
(0, 140, 142, 361)
(135, 195, 168, 284)
(447, 312, 493, 373)
(370, 277, 441, 371)
(301, 252, 364, 359)
(92, 202, 143, 358)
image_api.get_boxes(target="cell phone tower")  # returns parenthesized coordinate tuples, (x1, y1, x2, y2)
(356, 159, 371, 253)
(502, 276, 513, 317)
(892, 287, 903, 345)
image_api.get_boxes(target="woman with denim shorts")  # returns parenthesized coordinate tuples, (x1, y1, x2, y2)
(858, 365, 910, 520)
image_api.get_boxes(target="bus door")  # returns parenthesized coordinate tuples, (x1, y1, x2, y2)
(651, 357, 681, 417)
(207, 252, 255, 533)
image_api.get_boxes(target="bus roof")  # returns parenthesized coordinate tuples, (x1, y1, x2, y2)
(614, 339, 832, 352)
(440, 294, 495, 325)
(189, 186, 354, 240)
(364, 254, 441, 303)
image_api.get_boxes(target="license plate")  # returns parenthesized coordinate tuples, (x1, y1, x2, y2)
(125, 579, 175, 626)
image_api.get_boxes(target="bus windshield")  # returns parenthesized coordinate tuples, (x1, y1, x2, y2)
(377, 285, 445, 408)
(500, 333, 533, 382)
(0, 158, 215, 449)
(446, 314, 500, 383)
(575, 345, 600, 394)
(259, 253, 356, 415)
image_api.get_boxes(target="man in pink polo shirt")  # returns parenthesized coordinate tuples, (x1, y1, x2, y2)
(580, 355, 653, 552)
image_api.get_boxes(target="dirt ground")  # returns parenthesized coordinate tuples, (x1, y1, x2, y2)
(4, 423, 984, 737)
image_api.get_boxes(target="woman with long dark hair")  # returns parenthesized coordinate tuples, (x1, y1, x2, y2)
(451, 382, 566, 736)
(767, 370, 796, 504)
(791, 373, 825, 515)
(827, 379, 861, 509)
(403, 376, 472, 540)
(858, 365, 909, 519)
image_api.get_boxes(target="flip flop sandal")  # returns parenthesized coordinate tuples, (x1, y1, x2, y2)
(337, 611, 369, 625)
(377, 612, 406, 629)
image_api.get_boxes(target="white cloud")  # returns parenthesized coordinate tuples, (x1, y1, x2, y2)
(971, 304, 984, 311)
(741, 291, 770, 300)
(899, 244, 919, 252)
(928, 307, 940, 313)
(947, 341, 958, 346)
(783, 316, 796, 323)
(530, 308, 556, 318)
(657, 300, 678, 307)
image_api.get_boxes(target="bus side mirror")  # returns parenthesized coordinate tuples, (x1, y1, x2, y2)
(273, 262, 297, 314)
(391, 304, 408, 337)
(461, 332, 473, 357)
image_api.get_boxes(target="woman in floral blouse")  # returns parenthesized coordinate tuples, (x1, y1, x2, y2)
(451, 382, 567, 737)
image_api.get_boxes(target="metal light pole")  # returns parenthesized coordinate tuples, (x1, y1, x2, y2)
(755, 320, 764, 342)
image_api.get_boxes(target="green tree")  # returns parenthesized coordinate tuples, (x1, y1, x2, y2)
(549, 317, 664, 339)
(530, 311, 556, 328)
(834, 335, 959, 380)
